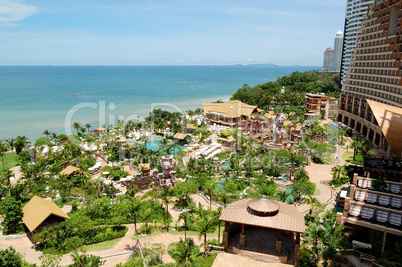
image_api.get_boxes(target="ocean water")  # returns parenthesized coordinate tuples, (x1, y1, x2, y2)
(0, 65, 318, 142)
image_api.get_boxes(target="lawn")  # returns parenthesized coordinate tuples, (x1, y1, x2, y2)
(0, 153, 18, 171)
(82, 237, 123, 252)
(136, 227, 224, 240)
(342, 151, 354, 162)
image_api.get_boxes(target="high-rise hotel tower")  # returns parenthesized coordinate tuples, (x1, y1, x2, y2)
(333, 30, 344, 72)
(337, 0, 402, 157)
(341, 0, 375, 83)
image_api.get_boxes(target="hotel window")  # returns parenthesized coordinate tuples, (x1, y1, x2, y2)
(355, 191, 366, 201)
(367, 193, 378, 203)
(390, 184, 401, 194)
(389, 213, 402, 226)
(391, 197, 402, 209)
(349, 205, 362, 217)
(376, 210, 388, 223)
(378, 195, 390, 206)
(361, 207, 375, 219)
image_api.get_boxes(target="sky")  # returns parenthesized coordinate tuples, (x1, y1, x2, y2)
(0, 0, 346, 66)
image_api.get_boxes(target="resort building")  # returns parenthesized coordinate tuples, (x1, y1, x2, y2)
(202, 100, 263, 128)
(336, 157, 402, 256)
(340, 0, 375, 83)
(304, 93, 336, 120)
(22, 196, 70, 234)
(337, 0, 402, 157)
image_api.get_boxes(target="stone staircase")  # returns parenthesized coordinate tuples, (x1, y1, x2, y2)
(286, 248, 295, 265)
(226, 238, 236, 253)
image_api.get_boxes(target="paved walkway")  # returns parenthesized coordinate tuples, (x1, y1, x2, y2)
(302, 138, 352, 212)
(212, 253, 293, 267)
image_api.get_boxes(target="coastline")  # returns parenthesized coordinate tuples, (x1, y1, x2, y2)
(0, 65, 318, 141)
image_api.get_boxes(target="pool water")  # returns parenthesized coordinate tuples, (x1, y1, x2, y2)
(278, 175, 287, 183)
(216, 178, 227, 191)
(138, 137, 187, 153)
(327, 124, 340, 130)
(221, 162, 230, 170)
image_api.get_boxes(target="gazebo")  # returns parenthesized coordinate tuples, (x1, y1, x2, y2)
(219, 198, 305, 261)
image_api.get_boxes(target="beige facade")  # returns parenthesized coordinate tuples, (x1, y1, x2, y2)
(202, 100, 262, 127)
(305, 93, 336, 119)
(337, 0, 402, 156)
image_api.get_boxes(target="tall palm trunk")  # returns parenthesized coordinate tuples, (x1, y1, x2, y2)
(204, 233, 207, 256)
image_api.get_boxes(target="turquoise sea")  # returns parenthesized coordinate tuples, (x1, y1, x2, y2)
(0, 65, 318, 142)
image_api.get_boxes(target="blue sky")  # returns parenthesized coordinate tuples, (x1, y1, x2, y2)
(0, 0, 346, 66)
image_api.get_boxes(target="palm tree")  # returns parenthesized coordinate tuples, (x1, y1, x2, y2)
(14, 135, 30, 154)
(276, 190, 291, 203)
(203, 180, 217, 209)
(0, 139, 9, 169)
(85, 123, 91, 135)
(178, 212, 192, 240)
(51, 132, 57, 142)
(127, 196, 141, 237)
(5, 138, 15, 152)
(42, 129, 50, 138)
(171, 238, 198, 266)
(288, 151, 298, 180)
(187, 157, 196, 179)
(214, 207, 223, 243)
(159, 185, 171, 231)
(195, 213, 215, 256)
(72, 122, 81, 135)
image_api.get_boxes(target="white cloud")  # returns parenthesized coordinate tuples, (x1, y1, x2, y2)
(0, 0, 39, 24)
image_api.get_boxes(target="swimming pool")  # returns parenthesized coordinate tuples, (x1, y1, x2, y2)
(137, 137, 187, 153)
(327, 123, 340, 130)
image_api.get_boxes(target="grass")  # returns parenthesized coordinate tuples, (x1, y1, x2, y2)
(314, 187, 321, 196)
(82, 237, 123, 252)
(312, 203, 328, 218)
(136, 227, 224, 240)
(0, 153, 18, 171)
(342, 151, 354, 162)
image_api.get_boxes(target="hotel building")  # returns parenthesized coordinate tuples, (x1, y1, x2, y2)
(337, 0, 402, 157)
(341, 0, 375, 83)
(333, 30, 344, 72)
(322, 48, 334, 73)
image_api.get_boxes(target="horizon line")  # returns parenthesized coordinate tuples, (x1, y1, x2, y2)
(0, 64, 321, 68)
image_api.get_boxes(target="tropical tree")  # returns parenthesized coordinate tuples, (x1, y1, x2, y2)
(194, 213, 215, 255)
(5, 138, 15, 152)
(0, 246, 23, 267)
(85, 124, 92, 135)
(14, 136, 30, 154)
(1, 197, 23, 235)
(0, 139, 9, 170)
(171, 238, 199, 266)
(178, 211, 192, 240)
(187, 157, 196, 179)
(43, 129, 51, 138)
(202, 180, 217, 209)
(70, 250, 105, 267)
(159, 185, 171, 231)
(72, 122, 81, 135)
(300, 212, 347, 266)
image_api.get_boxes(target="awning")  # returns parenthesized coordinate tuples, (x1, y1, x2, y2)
(367, 99, 402, 155)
